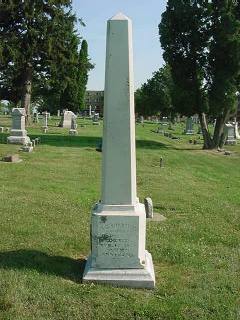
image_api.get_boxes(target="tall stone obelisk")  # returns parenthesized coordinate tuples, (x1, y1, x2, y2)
(83, 13, 155, 289)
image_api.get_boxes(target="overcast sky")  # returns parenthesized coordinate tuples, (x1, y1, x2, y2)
(72, 0, 167, 90)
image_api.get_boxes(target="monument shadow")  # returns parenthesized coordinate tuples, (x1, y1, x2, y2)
(0, 250, 86, 283)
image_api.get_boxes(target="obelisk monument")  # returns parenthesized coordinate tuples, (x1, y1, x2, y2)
(83, 13, 155, 289)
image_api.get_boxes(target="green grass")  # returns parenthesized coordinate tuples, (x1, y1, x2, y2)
(0, 117, 239, 320)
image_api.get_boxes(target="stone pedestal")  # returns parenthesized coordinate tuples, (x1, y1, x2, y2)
(83, 13, 155, 289)
(7, 108, 30, 145)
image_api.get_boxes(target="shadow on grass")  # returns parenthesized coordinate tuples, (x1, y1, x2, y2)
(0, 132, 200, 151)
(30, 134, 101, 148)
(35, 135, 169, 149)
(0, 250, 86, 283)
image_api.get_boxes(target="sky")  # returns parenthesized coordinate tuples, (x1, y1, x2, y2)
(72, 0, 167, 90)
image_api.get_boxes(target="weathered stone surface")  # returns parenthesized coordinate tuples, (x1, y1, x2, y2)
(83, 250, 155, 289)
(83, 13, 155, 289)
(59, 110, 75, 128)
(7, 108, 31, 145)
(144, 197, 153, 219)
(224, 123, 237, 145)
(2, 154, 21, 163)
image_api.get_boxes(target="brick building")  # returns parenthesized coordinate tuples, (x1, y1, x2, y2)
(85, 91, 104, 115)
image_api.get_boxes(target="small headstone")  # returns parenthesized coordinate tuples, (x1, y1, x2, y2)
(42, 111, 49, 129)
(57, 110, 60, 117)
(144, 197, 153, 219)
(20, 142, 33, 153)
(0, 127, 4, 133)
(59, 110, 75, 128)
(224, 151, 231, 156)
(92, 113, 100, 125)
(2, 154, 21, 163)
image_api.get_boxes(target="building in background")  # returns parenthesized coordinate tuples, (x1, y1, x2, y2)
(85, 91, 104, 116)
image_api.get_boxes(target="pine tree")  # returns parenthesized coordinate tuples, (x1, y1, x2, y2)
(77, 40, 94, 112)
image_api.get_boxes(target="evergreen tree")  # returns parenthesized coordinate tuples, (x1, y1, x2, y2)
(0, 0, 80, 122)
(77, 40, 94, 112)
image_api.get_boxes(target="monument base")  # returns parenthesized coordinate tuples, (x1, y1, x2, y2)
(83, 250, 155, 289)
(7, 135, 30, 145)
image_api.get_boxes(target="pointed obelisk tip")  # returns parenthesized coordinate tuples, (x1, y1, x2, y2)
(110, 12, 130, 21)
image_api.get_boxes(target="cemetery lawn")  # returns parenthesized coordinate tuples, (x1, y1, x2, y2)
(0, 116, 239, 320)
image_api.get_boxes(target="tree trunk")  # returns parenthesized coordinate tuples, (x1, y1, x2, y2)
(198, 112, 214, 149)
(20, 63, 32, 125)
(212, 109, 230, 149)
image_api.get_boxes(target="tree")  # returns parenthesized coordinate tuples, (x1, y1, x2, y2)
(77, 40, 94, 112)
(135, 65, 175, 118)
(159, 0, 240, 149)
(0, 0, 81, 122)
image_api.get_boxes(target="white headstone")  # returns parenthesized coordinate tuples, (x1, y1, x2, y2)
(83, 13, 155, 289)
(42, 111, 49, 129)
(7, 108, 31, 145)
(60, 110, 75, 128)
(57, 110, 60, 117)
(234, 119, 240, 140)
(224, 123, 237, 145)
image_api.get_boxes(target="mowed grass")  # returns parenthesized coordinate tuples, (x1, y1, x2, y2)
(0, 116, 239, 320)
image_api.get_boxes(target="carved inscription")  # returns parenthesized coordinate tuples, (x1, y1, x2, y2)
(94, 216, 138, 259)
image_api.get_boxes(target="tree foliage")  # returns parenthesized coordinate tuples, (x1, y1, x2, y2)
(77, 40, 94, 112)
(159, 0, 240, 149)
(0, 0, 89, 120)
(135, 65, 175, 118)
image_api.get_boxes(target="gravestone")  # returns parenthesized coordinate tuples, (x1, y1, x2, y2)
(185, 117, 194, 135)
(144, 198, 153, 219)
(7, 108, 30, 145)
(92, 113, 100, 125)
(224, 123, 237, 145)
(42, 111, 49, 130)
(69, 114, 78, 135)
(89, 105, 92, 117)
(234, 119, 240, 140)
(59, 110, 75, 128)
(57, 110, 60, 117)
(2, 154, 21, 163)
(83, 13, 155, 289)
